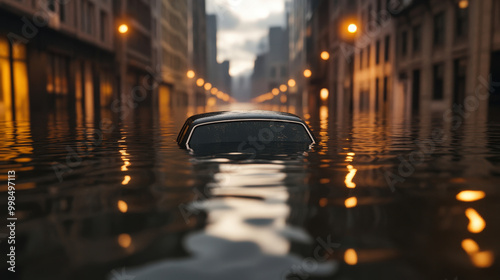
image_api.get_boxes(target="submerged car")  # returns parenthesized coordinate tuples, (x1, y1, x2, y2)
(177, 111, 316, 158)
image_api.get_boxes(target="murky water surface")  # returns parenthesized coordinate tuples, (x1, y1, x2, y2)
(1, 104, 500, 280)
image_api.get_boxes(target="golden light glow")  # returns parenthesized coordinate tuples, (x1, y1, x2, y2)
(470, 250, 494, 268)
(461, 239, 494, 268)
(458, 0, 469, 9)
(319, 198, 328, 207)
(204, 82, 212, 91)
(456, 190, 485, 202)
(344, 249, 358, 265)
(121, 175, 131, 185)
(345, 197, 358, 208)
(118, 233, 132, 248)
(118, 24, 129, 34)
(280, 94, 287, 103)
(279, 84, 288, 92)
(288, 79, 296, 87)
(207, 97, 217, 106)
(272, 88, 280, 96)
(117, 200, 128, 213)
(196, 78, 204, 87)
(462, 239, 480, 254)
(347, 23, 358, 34)
(303, 69, 312, 78)
(345, 165, 357, 188)
(320, 88, 329, 101)
(465, 208, 486, 233)
(211, 87, 218, 95)
(186, 70, 195, 79)
(320, 51, 330, 60)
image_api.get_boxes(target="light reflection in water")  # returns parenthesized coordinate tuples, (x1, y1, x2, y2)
(344, 197, 357, 208)
(122, 175, 131, 185)
(456, 190, 486, 202)
(344, 248, 358, 265)
(118, 200, 128, 213)
(345, 164, 357, 189)
(465, 208, 486, 233)
(118, 233, 132, 248)
(461, 239, 494, 268)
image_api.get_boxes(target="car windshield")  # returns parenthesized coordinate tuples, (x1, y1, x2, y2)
(188, 120, 312, 147)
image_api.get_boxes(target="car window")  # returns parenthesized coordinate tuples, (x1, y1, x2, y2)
(188, 121, 312, 147)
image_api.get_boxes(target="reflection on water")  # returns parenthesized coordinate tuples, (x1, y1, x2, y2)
(0, 103, 500, 280)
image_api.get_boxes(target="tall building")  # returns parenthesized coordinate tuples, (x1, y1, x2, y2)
(156, 0, 189, 107)
(0, 0, 115, 121)
(206, 14, 231, 97)
(288, 0, 308, 109)
(189, 0, 207, 106)
(251, 53, 268, 99)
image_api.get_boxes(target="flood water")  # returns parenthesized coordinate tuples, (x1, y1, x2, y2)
(1, 103, 500, 280)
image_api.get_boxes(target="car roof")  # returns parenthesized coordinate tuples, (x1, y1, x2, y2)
(186, 110, 305, 125)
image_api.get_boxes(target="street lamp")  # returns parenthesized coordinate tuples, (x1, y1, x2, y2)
(288, 79, 296, 87)
(196, 78, 204, 87)
(347, 23, 358, 34)
(320, 88, 329, 101)
(279, 84, 288, 92)
(303, 69, 312, 78)
(204, 83, 212, 91)
(458, 0, 468, 9)
(186, 70, 195, 79)
(272, 88, 280, 96)
(118, 24, 129, 34)
(320, 51, 330, 60)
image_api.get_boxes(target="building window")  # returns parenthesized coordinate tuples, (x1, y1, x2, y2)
(433, 12, 445, 47)
(412, 24, 422, 53)
(100, 11, 107, 42)
(433, 63, 444, 100)
(87, 2, 95, 35)
(383, 76, 388, 102)
(270, 66, 276, 78)
(367, 44, 371, 67)
(59, 1, 65, 22)
(401, 30, 408, 57)
(453, 58, 467, 104)
(359, 49, 363, 70)
(384, 35, 390, 62)
(281, 66, 287, 78)
(455, 5, 468, 39)
(376, 40, 380, 64)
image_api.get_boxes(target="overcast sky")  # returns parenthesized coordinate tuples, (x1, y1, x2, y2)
(206, 0, 286, 77)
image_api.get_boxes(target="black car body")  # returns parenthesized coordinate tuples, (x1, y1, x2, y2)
(177, 111, 316, 158)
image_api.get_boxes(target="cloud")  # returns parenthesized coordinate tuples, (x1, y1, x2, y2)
(206, 0, 286, 77)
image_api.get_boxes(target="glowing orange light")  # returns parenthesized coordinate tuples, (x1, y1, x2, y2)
(196, 78, 204, 87)
(211, 87, 218, 94)
(186, 70, 195, 78)
(458, 0, 469, 9)
(118, 24, 129, 34)
(319, 198, 328, 207)
(118, 233, 132, 248)
(303, 69, 312, 78)
(344, 249, 358, 265)
(117, 200, 128, 213)
(456, 190, 485, 202)
(288, 79, 296, 87)
(204, 83, 212, 91)
(280, 94, 287, 103)
(320, 51, 330, 60)
(279, 84, 288, 92)
(347, 23, 358, 34)
(320, 88, 329, 101)
(465, 208, 486, 233)
(272, 88, 280, 96)
(121, 175, 131, 185)
(345, 164, 357, 189)
(345, 197, 357, 208)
